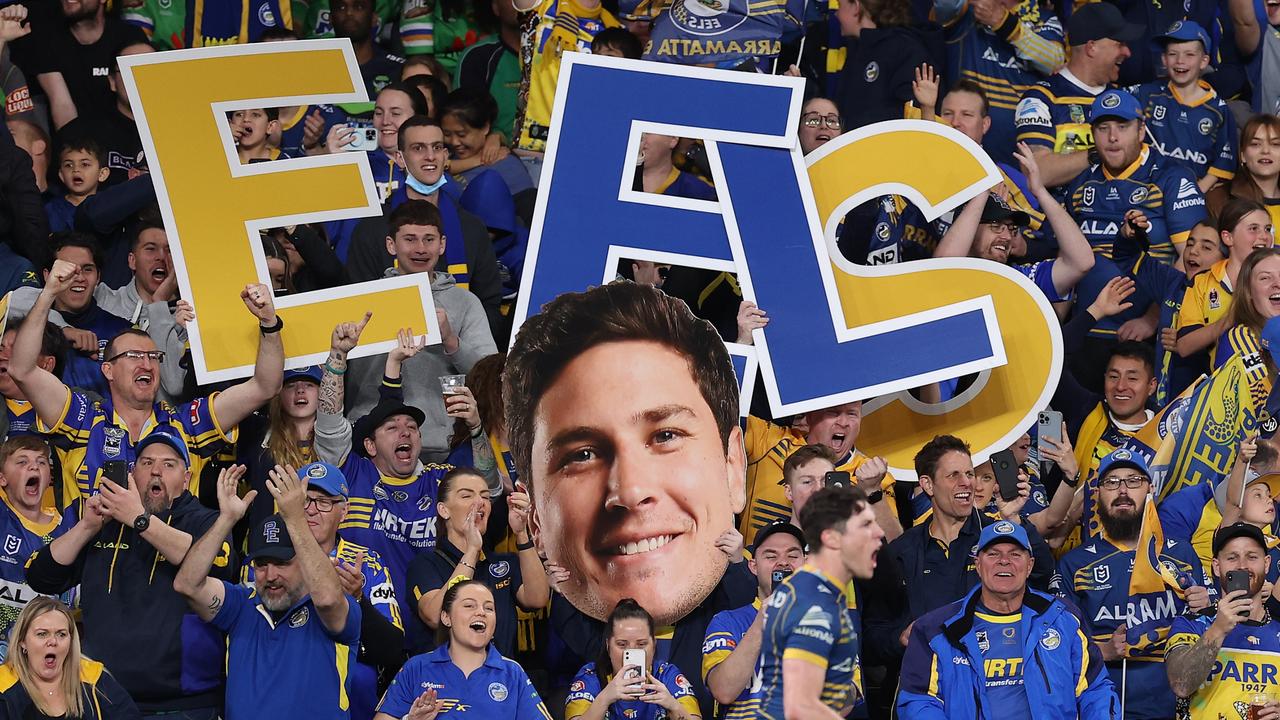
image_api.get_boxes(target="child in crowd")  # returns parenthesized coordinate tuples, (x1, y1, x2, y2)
(44, 140, 108, 233)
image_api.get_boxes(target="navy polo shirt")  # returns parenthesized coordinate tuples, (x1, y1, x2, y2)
(377, 644, 551, 719)
(211, 582, 361, 720)
(406, 536, 523, 655)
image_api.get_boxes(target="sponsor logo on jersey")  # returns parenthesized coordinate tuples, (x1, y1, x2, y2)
(799, 605, 832, 629)
(2, 536, 19, 557)
(1199, 118, 1214, 135)
(258, 1, 277, 26)
(1130, 187, 1148, 205)
(1014, 98, 1051, 127)
(103, 426, 125, 459)
(1082, 186, 1095, 206)
(977, 629, 990, 653)
(1153, 105, 1166, 121)
(490, 560, 511, 578)
(1093, 565, 1110, 584)
(1177, 178, 1199, 199)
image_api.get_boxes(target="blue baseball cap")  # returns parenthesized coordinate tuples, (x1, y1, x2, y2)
(135, 425, 190, 467)
(978, 520, 1031, 552)
(283, 366, 323, 384)
(1155, 20, 1211, 51)
(1090, 90, 1144, 123)
(300, 461, 348, 498)
(1096, 448, 1151, 480)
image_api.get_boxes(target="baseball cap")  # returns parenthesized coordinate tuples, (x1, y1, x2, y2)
(1214, 468, 1280, 511)
(1096, 448, 1151, 480)
(247, 514, 295, 563)
(1089, 90, 1144, 124)
(135, 425, 191, 467)
(1154, 20, 1211, 51)
(1067, 3, 1144, 46)
(301, 461, 348, 499)
(978, 520, 1031, 552)
(980, 195, 1030, 228)
(751, 521, 807, 555)
(283, 366, 323, 384)
(353, 398, 427, 447)
(1212, 521, 1268, 556)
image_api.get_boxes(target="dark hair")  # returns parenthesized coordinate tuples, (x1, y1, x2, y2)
(111, 41, 155, 75)
(435, 579, 494, 646)
(797, 485, 870, 550)
(45, 232, 104, 273)
(591, 27, 643, 59)
(5, 322, 70, 377)
(596, 599, 654, 675)
(397, 115, 443, 152)
(261, 233, 293, 292)
(503, 282, 739, 489)
(440, 88, 498, 131)
(257, 26, 299, 41)
(948, 79, 990, 117)
(449, 353, 506, 448)
(379, 81, 431, 118)
(59, 137, 106, 166)
(782, 444, 838, 484)
(402, 75, 447, 120)
(857, 0, 911, 27)
(387, 200, 444, 238)
(0, 435, 49, 467)
(914, 434, 971, 479)
(438, 467, 488, 503)
(103, 328, 153, 361)
(130, 212, 167, 252)
(1106, 340, 1156, 378)
(1228, 247, 1280, 333)
(1256, 440, 1280, 472)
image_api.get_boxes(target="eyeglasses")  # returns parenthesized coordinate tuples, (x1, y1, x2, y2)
(801, 114, 842, 130)
(986, 221, 1018, 235)
(105, 350, 165, 363)
(1098, 475, 1150, 490)
(304, 496, 343, 512)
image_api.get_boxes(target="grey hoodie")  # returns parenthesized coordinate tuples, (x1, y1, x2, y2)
(344, 270, 498, 458)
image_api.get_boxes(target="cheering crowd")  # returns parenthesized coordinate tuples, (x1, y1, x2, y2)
(0, 0, 1279, 717)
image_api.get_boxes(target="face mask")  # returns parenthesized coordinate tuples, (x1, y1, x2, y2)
(406, 173, 448, 196)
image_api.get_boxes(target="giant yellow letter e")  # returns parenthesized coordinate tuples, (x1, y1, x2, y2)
(119, 40, 438, 383)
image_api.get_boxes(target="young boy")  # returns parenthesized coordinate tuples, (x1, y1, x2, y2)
(230, 107, 285, 163)
(44, 140, 109, 233)
(1133, 21, 1237, 194)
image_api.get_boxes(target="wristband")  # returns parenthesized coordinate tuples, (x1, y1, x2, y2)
(259, 317, 284, 334)
(1087, 146, 1101, 166)
(459, 560, 476, 571)
(323, 362, 346, 376)
(470, 425, 484, 439)
(516, 539, 534, 551)
(865, 490, 883, 505)
(1063, 470, 1080, 489)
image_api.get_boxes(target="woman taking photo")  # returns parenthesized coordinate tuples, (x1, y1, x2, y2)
(565, 599, 701, 720)
(373, 580, 551, 719)
(0, 598, 139, 719)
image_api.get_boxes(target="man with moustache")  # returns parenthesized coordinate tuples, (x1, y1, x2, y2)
(1166, 523, 1280, 718)
(26, 426, 234, 719)
(175, 463, 360, 720)
(1055, 449, 1211, 720)
(503, 281, 756, 715)
(897, 520, 1119, 719)
(756, 485, 884, 719)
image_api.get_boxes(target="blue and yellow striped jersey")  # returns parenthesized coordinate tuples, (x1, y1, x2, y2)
(1134, 80, 1238, 182)
(566, 660, 700, 720)
(702, 600, 762, 720)
(1064, 145, 1207, 263)
(758, 565, 857, 719)
(1016, 70, 1102, 154)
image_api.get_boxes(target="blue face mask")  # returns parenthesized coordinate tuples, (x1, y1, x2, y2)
(406, 173, 448, 196)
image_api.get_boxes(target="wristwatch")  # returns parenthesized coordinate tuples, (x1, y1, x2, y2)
(866, 490, 884, 505)
(132, 512, 151, 533)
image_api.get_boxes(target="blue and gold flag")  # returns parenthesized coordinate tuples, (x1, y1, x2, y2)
(1125, 493, 1189, 658)
(642, 0, 804, 67)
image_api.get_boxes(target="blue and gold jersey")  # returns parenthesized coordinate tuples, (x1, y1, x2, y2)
(1179, 258, 1234, 363)
(337, 455, 449, 624)
(1133, 81, 1237, 182)
(971, 609, 1034, 719)
(381, 644, 552, 719)
(277, 104, 345, 157)
(758, 565, 857, 719)
(1215, 324, 1263, 370)
(566, 660, 700, 720)
(1064, 146, 1208, 262)
(1015, 70, 1102, 154)
(702, 600, 762, 719)
(4, 398, 36, 438)
(0, 495, 64, 660)
(1168, 614, 1280, 719)
(937, 0, 1064, 163)
(40, 391, 233, 502)
(1055, 534, 1207, 719)
(1158, 479, 1220, 577)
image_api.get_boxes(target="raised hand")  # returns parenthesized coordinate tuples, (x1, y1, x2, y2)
(444, 385, 481, 430)
(0, 5, 30, 42)
(735, 301, 769, 345)
(43, 259, 80, 297)
(216, 464, 255, 521)
(331, 312, 373, 355)
(1087, 276, 1136, 319)
(240, 283, 277, 325)
(265, 464, 305, 520)
(389, 327, 426, 364)
(912, 64, 939, 114)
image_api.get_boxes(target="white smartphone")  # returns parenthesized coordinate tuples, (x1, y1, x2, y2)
(345, 125, 379, 152)
(622, 649, 645, 681)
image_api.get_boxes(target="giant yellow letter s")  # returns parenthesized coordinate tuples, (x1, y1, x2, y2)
(119, 40, 438, 383)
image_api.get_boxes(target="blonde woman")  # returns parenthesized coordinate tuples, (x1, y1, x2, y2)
(0, 597, 139, 719)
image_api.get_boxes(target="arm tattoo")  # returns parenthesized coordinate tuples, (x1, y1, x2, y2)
(1166, 637, 1221, 698)
(319, 350, 346, 416)
(207, 594, 223, 613)
(471, 433, 497, 472)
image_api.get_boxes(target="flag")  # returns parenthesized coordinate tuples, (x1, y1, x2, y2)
(642, 0, 804, 67)
(1125, 493, 1190, 658)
